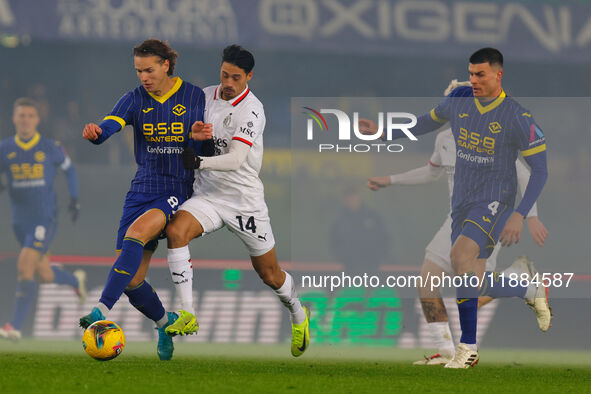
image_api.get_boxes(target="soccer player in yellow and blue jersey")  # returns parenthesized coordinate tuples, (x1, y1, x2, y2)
(360, 48, 550, 367)
(79, 39, 211, 360)
(0, 98, 84, 341)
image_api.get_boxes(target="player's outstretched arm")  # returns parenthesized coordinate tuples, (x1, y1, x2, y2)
(367, 164, 443, 191)
(358, 112, 446, 141)
(367, 176, 391, 191)
(182, 140, 250, 172)
(515, 159, 547, 246)
(83, 118, 125, 145)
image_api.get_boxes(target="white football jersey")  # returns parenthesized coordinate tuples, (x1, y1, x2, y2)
(430, 128, 537, 217)
(429, 129, 456, 199)
(193, 85, 267, 213)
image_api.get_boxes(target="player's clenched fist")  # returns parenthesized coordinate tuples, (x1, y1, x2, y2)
(82, 123, 102, 141)
(367, 176, 391, 191)
(191, 121, 213, 140)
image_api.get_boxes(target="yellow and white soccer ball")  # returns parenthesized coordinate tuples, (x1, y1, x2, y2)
(82, 320, 125, 361)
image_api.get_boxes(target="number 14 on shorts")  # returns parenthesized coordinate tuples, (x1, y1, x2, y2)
(236, 215, 257, 233)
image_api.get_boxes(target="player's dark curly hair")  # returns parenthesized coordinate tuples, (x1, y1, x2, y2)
(221, 44, 255, 74)
(133, 39, 178, 76)
(469, 48, 503, 67)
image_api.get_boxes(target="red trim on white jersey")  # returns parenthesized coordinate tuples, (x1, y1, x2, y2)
(429, 161, 441, 168)
(213, 86, 219, 100)
(232, 136, 253, 146)
(231, 87, 250, 106)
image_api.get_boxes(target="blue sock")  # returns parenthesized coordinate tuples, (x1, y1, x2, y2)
(99, 237, 145, 310)
(457, 273, 479, 345)
(124, 280, 166, 322)
(51, 266, 79, 288)
(479, 271, 527, 298)
(11, 279, 38, 330)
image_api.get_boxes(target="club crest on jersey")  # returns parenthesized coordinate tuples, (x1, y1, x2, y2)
(223, 113, 232, 128)
(488, 122, 502, 134)
(34, 151, 46, 162)
(172, 104, 186, 116)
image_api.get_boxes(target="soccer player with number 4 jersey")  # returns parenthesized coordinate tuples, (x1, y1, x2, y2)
(163, 45, 310, 357)
(360, 48, 550, 368)
(79, 39, 212, 361)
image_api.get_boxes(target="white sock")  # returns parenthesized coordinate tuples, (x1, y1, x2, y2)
(96, 302, 110, 317)
(462, 342, 478, 351)
(168, 246, 195, 315)
(156, 313, 169, 328)
(502, 264, 537, 299)
(273, 271, 306, 324)
(427, 322, 455, 357)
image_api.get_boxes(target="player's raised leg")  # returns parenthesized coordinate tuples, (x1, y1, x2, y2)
(165, 210, 204, 336)
(250, 248, 309, 357)
(512, 256, 552, 331)
(35, 254, 87, 304)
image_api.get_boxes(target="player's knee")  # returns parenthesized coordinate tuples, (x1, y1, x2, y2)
(450, 249, 469, 274)
(166, 222, 191, 247)
(17, 266, 35, 280)
(37, 271, 53, 283)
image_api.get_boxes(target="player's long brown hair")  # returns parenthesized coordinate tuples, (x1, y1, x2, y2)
(133, 39, 179, 76)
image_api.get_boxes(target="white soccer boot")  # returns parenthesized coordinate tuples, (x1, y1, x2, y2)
(444, 343, 479, 368)
(517, 256, 552, 331)
(413, 352, 453, 365)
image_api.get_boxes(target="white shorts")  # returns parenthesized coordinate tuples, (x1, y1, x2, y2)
(425, 215, 499, 275)
(178, 195, 275, 257)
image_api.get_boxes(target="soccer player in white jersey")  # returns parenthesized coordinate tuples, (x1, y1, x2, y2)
(163, 45, 310, 356)
(367, 80, 549, 365)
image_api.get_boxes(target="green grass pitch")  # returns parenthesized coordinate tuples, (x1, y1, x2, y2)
(1, 340, 590, 393)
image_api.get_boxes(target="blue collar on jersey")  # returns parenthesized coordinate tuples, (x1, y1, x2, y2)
(474, 89, 506, 115)
(14, 132, 41, 151)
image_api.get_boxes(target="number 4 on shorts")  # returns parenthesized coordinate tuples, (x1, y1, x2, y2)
(488, 201, 499, 216)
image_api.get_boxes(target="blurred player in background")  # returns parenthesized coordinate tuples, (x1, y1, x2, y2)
(79, 39, 212, 360)
(360, 48, 550, 367)
(164, 45, 311, 357)
(0, 98, 84, 341)
(367, 80, 549, 365)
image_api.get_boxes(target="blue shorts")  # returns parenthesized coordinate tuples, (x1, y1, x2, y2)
(13, 218, 57, 254)
(451, 201, 512, 259)
(116, 191, 186, 252)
